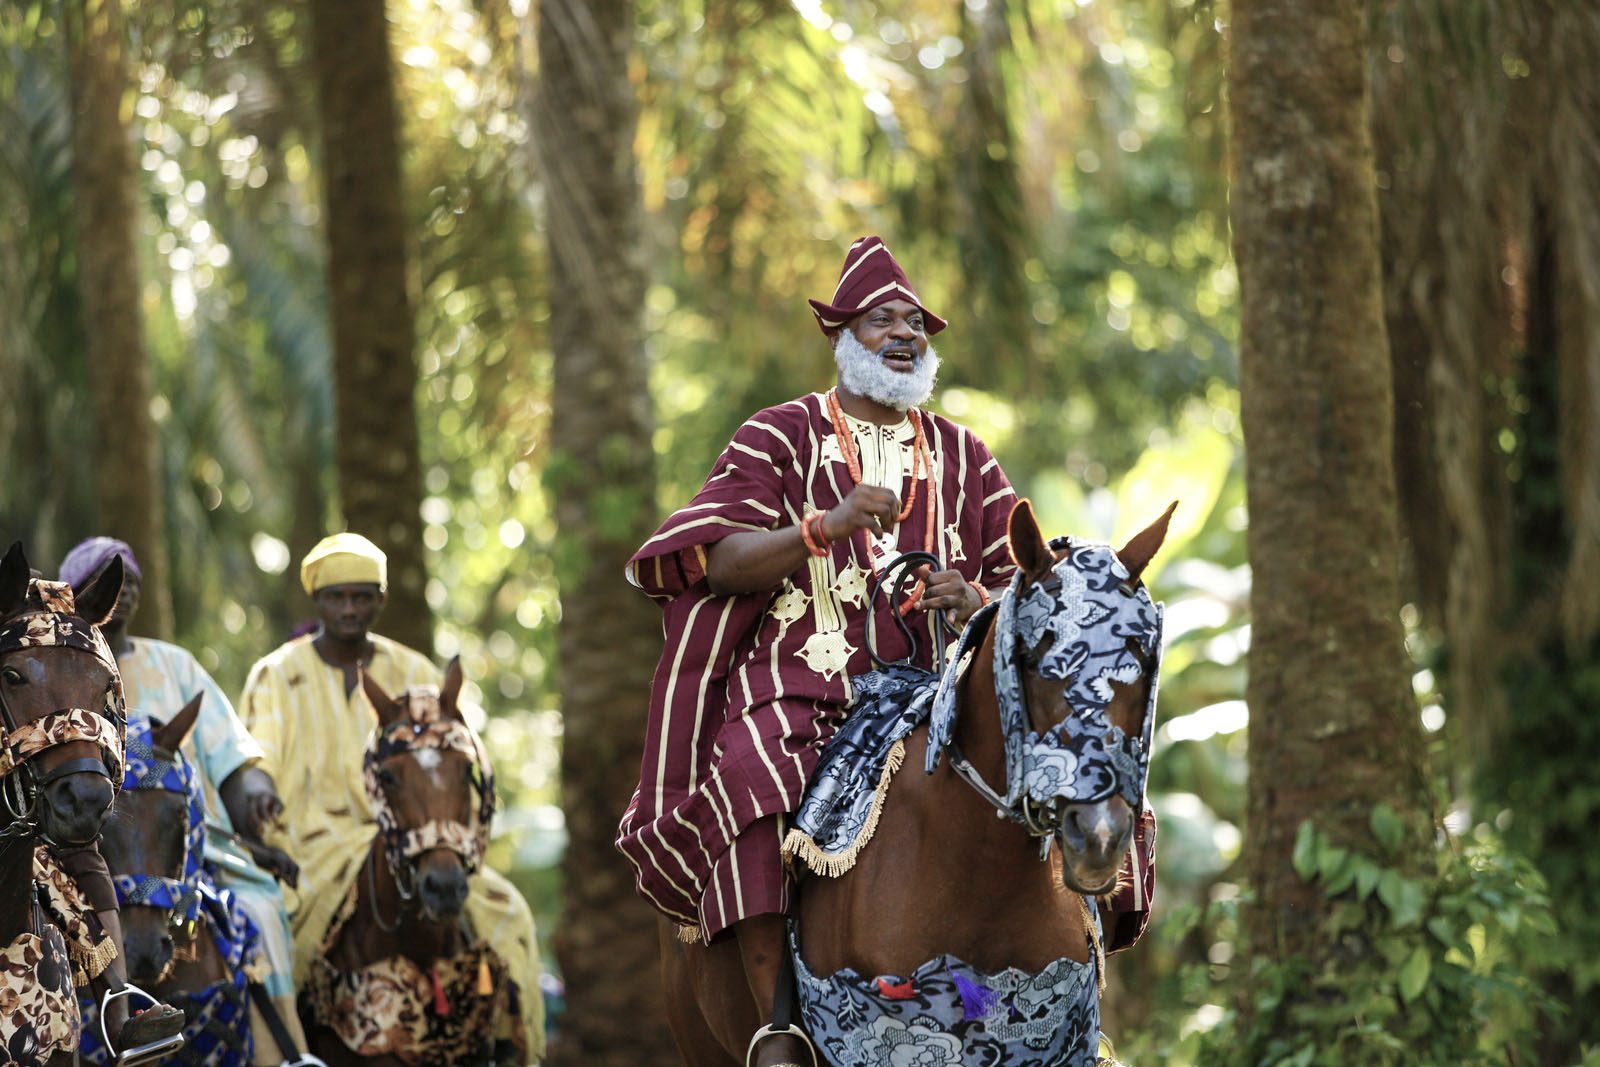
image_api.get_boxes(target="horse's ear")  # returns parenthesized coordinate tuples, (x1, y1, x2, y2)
(74, 555, 125, 626)
(1008, 499, 1053, 582)
(362, 670, 403, 726)
(440, 656, 464, 721)
(152, 694, 203, 755)
(0, 542, 29, 617)
(1118, 501, 1179, 586)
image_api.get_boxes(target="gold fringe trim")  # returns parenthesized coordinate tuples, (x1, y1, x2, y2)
(71, 935, 119, 985)
(781, 738, 906, 879)
(675, 924, 702, 944)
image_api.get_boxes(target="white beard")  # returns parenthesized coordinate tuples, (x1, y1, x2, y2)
(833, 330, 940, 411)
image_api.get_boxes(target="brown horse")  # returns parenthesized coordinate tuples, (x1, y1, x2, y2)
(300, 661, 518, 1067)
(0, 547, 181, 1062)
(662, 500, 1172, 1066)
(88, 697, 275, 1066)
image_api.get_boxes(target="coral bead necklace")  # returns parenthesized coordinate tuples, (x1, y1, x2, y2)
(825, 388, 936, 612)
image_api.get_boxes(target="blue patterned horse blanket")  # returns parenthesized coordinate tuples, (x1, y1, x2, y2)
(782, 665, 938, 876)
(790, 922, 1102, 1067)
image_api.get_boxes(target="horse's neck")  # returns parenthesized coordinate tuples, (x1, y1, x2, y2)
(0, 825, 35, 942)
(327, 837, 461, 972)
(949, 622, 1011, 792)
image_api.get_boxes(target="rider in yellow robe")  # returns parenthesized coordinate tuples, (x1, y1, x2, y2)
(238, 533, 545, 1062)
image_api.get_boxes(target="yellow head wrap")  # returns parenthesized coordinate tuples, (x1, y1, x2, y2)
(300, 533, 388, 595)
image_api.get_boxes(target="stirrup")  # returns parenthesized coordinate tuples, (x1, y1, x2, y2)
(1096, 1031, 1126, 1067)
(99, 984, 186, 1067)
(745, 1022, 818, 1067)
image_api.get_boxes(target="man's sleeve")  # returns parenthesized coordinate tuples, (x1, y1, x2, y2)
(972, 435, 1018, 591)
(180, 650, 264, 792)
(236, 660, 288, 785)
(626, 409, 798, 600)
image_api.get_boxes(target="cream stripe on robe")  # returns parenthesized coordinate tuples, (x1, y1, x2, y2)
(239, 633, 545, 1062)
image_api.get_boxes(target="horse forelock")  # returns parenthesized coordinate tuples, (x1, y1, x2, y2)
(398, 683, 444, 723)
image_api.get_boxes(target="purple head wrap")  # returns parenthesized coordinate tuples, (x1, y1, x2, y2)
(59, 537, 142, 590)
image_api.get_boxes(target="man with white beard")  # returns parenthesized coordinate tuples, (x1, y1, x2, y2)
(616, 237, 1026, 1064)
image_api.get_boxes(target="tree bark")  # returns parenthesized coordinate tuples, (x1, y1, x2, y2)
(64, 0, 172, 639)
(307, 0, 433, 653)
(1229, 0, 1433, 1012)
(534, 0, 674, 1062)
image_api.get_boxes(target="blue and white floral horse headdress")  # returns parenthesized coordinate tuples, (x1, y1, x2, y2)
(992, 539, 1163, 808)
(112, 714, 206, 923)
(929, 502, 1172, 822)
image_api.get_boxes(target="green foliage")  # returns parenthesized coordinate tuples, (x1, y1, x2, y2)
(1198, 822, 1559, 1066)
(1474, 645, 1600, 1024)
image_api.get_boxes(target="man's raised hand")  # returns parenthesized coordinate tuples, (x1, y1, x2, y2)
(820, 484, 902, 542)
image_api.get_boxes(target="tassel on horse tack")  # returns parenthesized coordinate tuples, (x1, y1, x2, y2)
(948, 966, 1001, 1022)
(431, 964, 451, 1017)
(874, 977, 916, 1000)
(477, 956, 493, 997)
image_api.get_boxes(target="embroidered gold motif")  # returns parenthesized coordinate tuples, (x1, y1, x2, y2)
(944, 522, 966, 562)
(798, 630, 856, 681)
(834, 562, 872, 609)
(770, 583, 811, 625)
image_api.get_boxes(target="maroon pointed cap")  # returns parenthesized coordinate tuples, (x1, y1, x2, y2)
(807, 236, 948, 336)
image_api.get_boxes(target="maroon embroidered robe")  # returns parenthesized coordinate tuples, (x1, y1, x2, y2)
(615, 393, 1018, 936)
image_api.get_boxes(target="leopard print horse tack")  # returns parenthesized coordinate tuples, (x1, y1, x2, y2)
(302, 923, 511, 1066)
(0, 927, 80, 1064)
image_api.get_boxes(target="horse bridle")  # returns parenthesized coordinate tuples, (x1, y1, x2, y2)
(865, 551, 961, 672)
(111, 720, 207, 950)
(862, 553, 1066, 845)
(922, 539, 1164, 855)
(363, 704, 496, 904)
(0, 590, 126, 839)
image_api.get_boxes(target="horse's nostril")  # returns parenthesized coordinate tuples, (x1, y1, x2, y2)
(421, 867, 469, 908)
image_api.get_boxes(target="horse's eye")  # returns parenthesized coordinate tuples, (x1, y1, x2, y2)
(1, 666, 25, 686)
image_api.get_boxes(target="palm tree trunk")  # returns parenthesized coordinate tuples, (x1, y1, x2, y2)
(64, 0, 172, 639)
(307, 0, 433, 653)
(534, 0, 673, 1061)
(1228, 0, 1434, 1030)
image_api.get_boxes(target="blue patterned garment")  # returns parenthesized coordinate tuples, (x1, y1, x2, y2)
(791, 922, 1102, 1067)
(786, 666, 938, 869)
(928, 542, 1163, 810)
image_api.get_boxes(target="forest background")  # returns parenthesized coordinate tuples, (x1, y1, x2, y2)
(1, 0, 1595, 1063)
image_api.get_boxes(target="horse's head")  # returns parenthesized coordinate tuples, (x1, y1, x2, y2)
(0, 541, 127, 845)
(1001, 499, 1173, 895)
(99, 697, 205, 984)
(362, 657, 495, 924)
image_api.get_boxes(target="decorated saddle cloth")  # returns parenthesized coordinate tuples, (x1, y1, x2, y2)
(301, 848, 525, 1067)
(0, 925, 80, 1066)
(301, 916, 516, 1067)
(789, 920, 1102, 1067)
(781, 665, 942, 876)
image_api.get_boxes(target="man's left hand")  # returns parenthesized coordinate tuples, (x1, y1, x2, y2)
(916, 568, 983, 628)
(220, 764, 286, 840)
